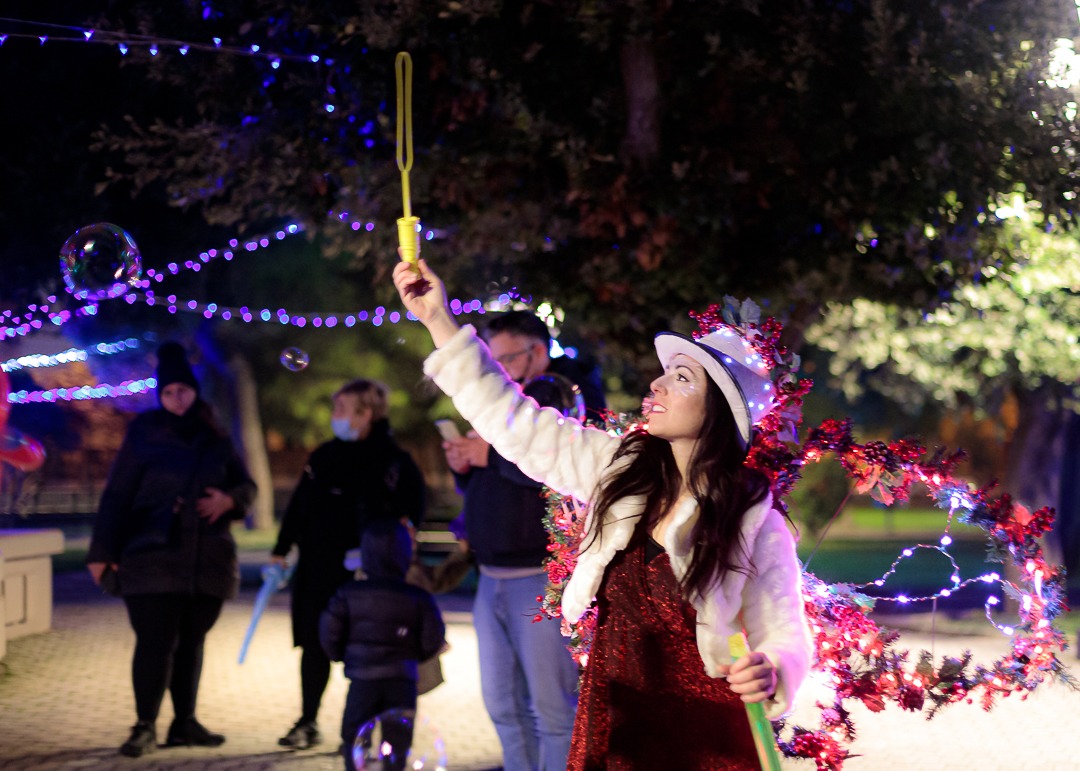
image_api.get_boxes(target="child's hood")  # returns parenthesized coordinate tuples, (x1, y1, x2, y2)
(361, 519, 412, 579)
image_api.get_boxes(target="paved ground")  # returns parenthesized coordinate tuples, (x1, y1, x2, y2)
(2, 567, 1080, 770)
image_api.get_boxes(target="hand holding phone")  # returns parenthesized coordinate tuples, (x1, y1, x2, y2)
(434, 419, 462, 442)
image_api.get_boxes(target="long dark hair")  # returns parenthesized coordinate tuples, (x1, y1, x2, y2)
(589, 379, 771, 603)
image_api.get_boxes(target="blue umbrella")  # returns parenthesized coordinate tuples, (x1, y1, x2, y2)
(238, 562, 294, 664)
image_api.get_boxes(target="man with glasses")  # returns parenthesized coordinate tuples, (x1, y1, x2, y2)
(442, 311, 604, 771)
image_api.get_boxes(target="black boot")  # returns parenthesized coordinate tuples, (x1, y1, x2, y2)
(165, 716, 226, 747)
(119, 721, 157, 757)
(278, 718, 321, 749)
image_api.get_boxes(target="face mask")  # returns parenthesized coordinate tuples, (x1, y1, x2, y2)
(331, 417, 360, 441)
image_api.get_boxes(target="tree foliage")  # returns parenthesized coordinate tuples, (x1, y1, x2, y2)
(806, 203, 1080, 413)
(82, 0, 1080, 390)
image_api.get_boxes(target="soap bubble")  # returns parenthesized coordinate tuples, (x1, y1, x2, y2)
(59, 223, 142, 300)
(279, 347, 310, 372)
(354, 708, 446, 771)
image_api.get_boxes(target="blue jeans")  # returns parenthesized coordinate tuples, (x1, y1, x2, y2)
(474, 571, 578, 771)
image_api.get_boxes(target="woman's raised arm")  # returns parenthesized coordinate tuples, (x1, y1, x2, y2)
(391, 257, 460, 348)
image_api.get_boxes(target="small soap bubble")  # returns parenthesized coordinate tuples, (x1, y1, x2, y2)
(59, 223, 142, 300)
(279, 347, 310, 372)
(354, 708, 446, 771)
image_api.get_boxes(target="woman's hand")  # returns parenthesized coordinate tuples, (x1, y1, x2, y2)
(197, 487, 235, 524)
(392, 255, 460, 347)
(726, 650, 778, 704)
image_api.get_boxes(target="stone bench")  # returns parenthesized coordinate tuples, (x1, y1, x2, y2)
(0, 528, 65, 659)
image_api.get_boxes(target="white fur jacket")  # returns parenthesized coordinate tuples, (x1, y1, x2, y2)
(425, 325, 812, 718)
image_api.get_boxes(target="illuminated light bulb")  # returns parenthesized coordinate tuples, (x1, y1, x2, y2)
(940, 535, 953, 546)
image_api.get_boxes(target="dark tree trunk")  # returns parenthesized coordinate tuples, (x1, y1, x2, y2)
(228, 353, 275, 531)
(999, 386, 1071, 607)
(1002, 386, 1067, 518)
(1055, 411, 1080, 575)
(619, 38, 661, 168)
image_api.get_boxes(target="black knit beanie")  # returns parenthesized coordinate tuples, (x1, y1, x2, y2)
(155, 341, 199, 394)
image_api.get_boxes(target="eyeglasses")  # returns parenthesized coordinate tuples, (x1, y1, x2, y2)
(495, 349, 532, 366)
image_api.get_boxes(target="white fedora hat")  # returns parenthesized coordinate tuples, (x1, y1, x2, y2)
(653, 329, 777, 449)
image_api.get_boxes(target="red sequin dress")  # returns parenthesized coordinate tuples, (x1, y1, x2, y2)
(566, 525, 759, 770)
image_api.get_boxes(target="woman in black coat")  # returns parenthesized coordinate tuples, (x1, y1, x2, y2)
(270, 378, 426, 751)
(86, 342, 256, 758)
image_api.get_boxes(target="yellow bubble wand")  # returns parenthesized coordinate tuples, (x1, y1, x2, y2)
(395, 51, 420, 264)
(729, 630, 784, 771)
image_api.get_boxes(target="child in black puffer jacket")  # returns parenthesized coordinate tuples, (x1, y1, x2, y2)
(319, 518, 446, 771)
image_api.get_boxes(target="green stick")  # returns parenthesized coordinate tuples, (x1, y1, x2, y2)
(729, 631, 784, 771)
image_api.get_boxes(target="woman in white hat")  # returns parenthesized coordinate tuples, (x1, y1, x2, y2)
(393, 259, 811, 769)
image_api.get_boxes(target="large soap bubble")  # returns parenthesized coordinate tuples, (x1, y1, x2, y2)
(279, 347, 310, 372)
(353, 708, 446, 771)
(59, 223, 142, 301)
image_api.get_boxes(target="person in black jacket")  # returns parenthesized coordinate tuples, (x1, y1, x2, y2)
(86, 341, 256, 758)
(271, 378, 426, 750)
(441, 311, 605, 771)
(320, 518, 446, 771)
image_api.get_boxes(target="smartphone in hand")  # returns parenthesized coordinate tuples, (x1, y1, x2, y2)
(434, 419, 462, 442)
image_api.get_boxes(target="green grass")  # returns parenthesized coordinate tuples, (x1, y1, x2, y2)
(798, 537, 993, 586)
(233, 527, 279, 552)
(52, 526, 281, 574)
(808, 505, 986, 537)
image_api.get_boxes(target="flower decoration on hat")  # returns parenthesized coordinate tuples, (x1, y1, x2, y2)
(688, 296, 814, 507)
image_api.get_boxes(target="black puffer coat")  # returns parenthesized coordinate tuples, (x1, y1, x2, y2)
(86, 407, 256, 599)
(272, 419, 426, 648)
(319, 521, 445, 681)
